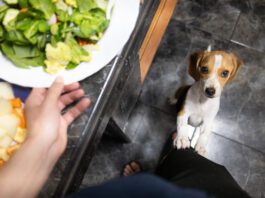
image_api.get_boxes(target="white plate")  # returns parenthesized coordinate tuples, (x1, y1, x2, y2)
(0, 0, 140, 87)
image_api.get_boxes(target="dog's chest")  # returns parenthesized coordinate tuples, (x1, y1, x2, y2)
(185, 89, 219, 126)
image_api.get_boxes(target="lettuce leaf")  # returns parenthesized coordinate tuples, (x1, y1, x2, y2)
(29, 0, 55, 19)
(4, 0, 18, 5)
(16, 8, 45, 20)
(0, 5, 9, 22)
(65, 35, 90, 64)
(5, 30, 30, 45)
(15, 18, 49, 45)
(18, 0, 29, 8)
(95, 0, 108, 11)
(1, 42, 45, 68)
(71, 8, 109, 39)
(12, 44, 43, 58)
(0, 25, 4, 42)
(76, 0, 97, 13)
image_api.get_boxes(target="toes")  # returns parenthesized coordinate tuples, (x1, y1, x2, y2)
(198, 148, 206, 156)
(173, 137, 182, 149)
(181, 138, 190, 149)
(123, 162, 142, 176)
(123, 170, 130, 176)
(126, 164, 134, 173)
(195, 146, 207, 156)
(123, 165, 133, 176)
(173, 136, 190, 149)
(178, 138, 184, 149)
(130, 162, 141, 172)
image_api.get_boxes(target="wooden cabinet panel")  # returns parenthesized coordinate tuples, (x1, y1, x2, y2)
(139, 0, 178, 82)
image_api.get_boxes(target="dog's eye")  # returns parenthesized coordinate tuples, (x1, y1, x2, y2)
(221, 70, 229, 78)
(200, 66, 209, 74)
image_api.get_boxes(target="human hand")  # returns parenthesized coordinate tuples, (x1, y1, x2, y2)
(25, 77, 91, 164)
(0, 77, 91, 198)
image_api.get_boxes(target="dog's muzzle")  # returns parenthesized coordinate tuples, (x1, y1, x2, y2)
(205, 87, 216, 98)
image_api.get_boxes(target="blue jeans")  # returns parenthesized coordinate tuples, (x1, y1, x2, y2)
(68, 174, 210, 198)
(69, 149, 250, 198)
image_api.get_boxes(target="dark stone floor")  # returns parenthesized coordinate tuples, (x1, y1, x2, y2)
(81, 1, 265, 197)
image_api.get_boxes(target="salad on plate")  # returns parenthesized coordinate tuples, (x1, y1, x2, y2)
(0, 0, 110, 74)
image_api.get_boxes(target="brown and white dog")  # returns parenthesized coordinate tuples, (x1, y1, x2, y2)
(171, 47, 242, 156)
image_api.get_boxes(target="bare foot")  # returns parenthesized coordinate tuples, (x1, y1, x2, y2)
(122, 161, 142, 176)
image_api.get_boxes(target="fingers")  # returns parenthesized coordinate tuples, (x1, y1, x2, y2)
(63, 98, 91, 125)
(44, 77, 64, 106)
(63, 82, 80, 93)
(59, 89, 85, 110)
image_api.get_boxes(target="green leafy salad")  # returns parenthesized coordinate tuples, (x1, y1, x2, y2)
(0, 0, 109, 74)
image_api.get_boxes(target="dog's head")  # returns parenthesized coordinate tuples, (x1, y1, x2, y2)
(189, 50, 242, 98)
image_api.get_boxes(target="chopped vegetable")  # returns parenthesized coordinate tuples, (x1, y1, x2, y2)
(0, 83, 27, 165)
(0, 148, 10, 161)
(77, 0, 95, 13)
(44, 42, 71, 73)
(7, 144, 21, 155)
(0, 82, 14, 100)
(65, 35, 90, 64)
(0, 127, 7, 139)
(0, 98, 13, 116)
(55, 0, 68, 11)
(65, 0, 77, 8)
(3, 8, 19, 29)
(10, 98, 22, 108)
(1, 42, 45, 68)
(4, 0, 18, 5)
(0, 135, 12, 148)
(0, 114, 20, 138)
(13, 127, 27, 143)
(29, 0, 56, 19)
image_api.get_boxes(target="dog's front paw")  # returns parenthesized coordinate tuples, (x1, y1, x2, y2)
(195, 144, 207, 156)
(195, 134, 209, 156)
(173, 135, 190, 149)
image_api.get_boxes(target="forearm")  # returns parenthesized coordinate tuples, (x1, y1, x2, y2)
(0, 136, 55, 198)
(0, 80, 88, 198)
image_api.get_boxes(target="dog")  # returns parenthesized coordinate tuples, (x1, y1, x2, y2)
(171, 47, 242, 156)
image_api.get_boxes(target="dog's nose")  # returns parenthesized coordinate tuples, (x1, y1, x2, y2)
(205, 87, 216, 97)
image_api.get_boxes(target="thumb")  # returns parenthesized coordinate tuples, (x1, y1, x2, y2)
(44, 77, 64, 106)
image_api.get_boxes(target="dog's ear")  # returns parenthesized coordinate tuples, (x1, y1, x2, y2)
(189, 51, 204, 81)
(228, 53, 243, 82)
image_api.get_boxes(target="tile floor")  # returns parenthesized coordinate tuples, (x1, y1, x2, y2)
(82, 1, 265, 197)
